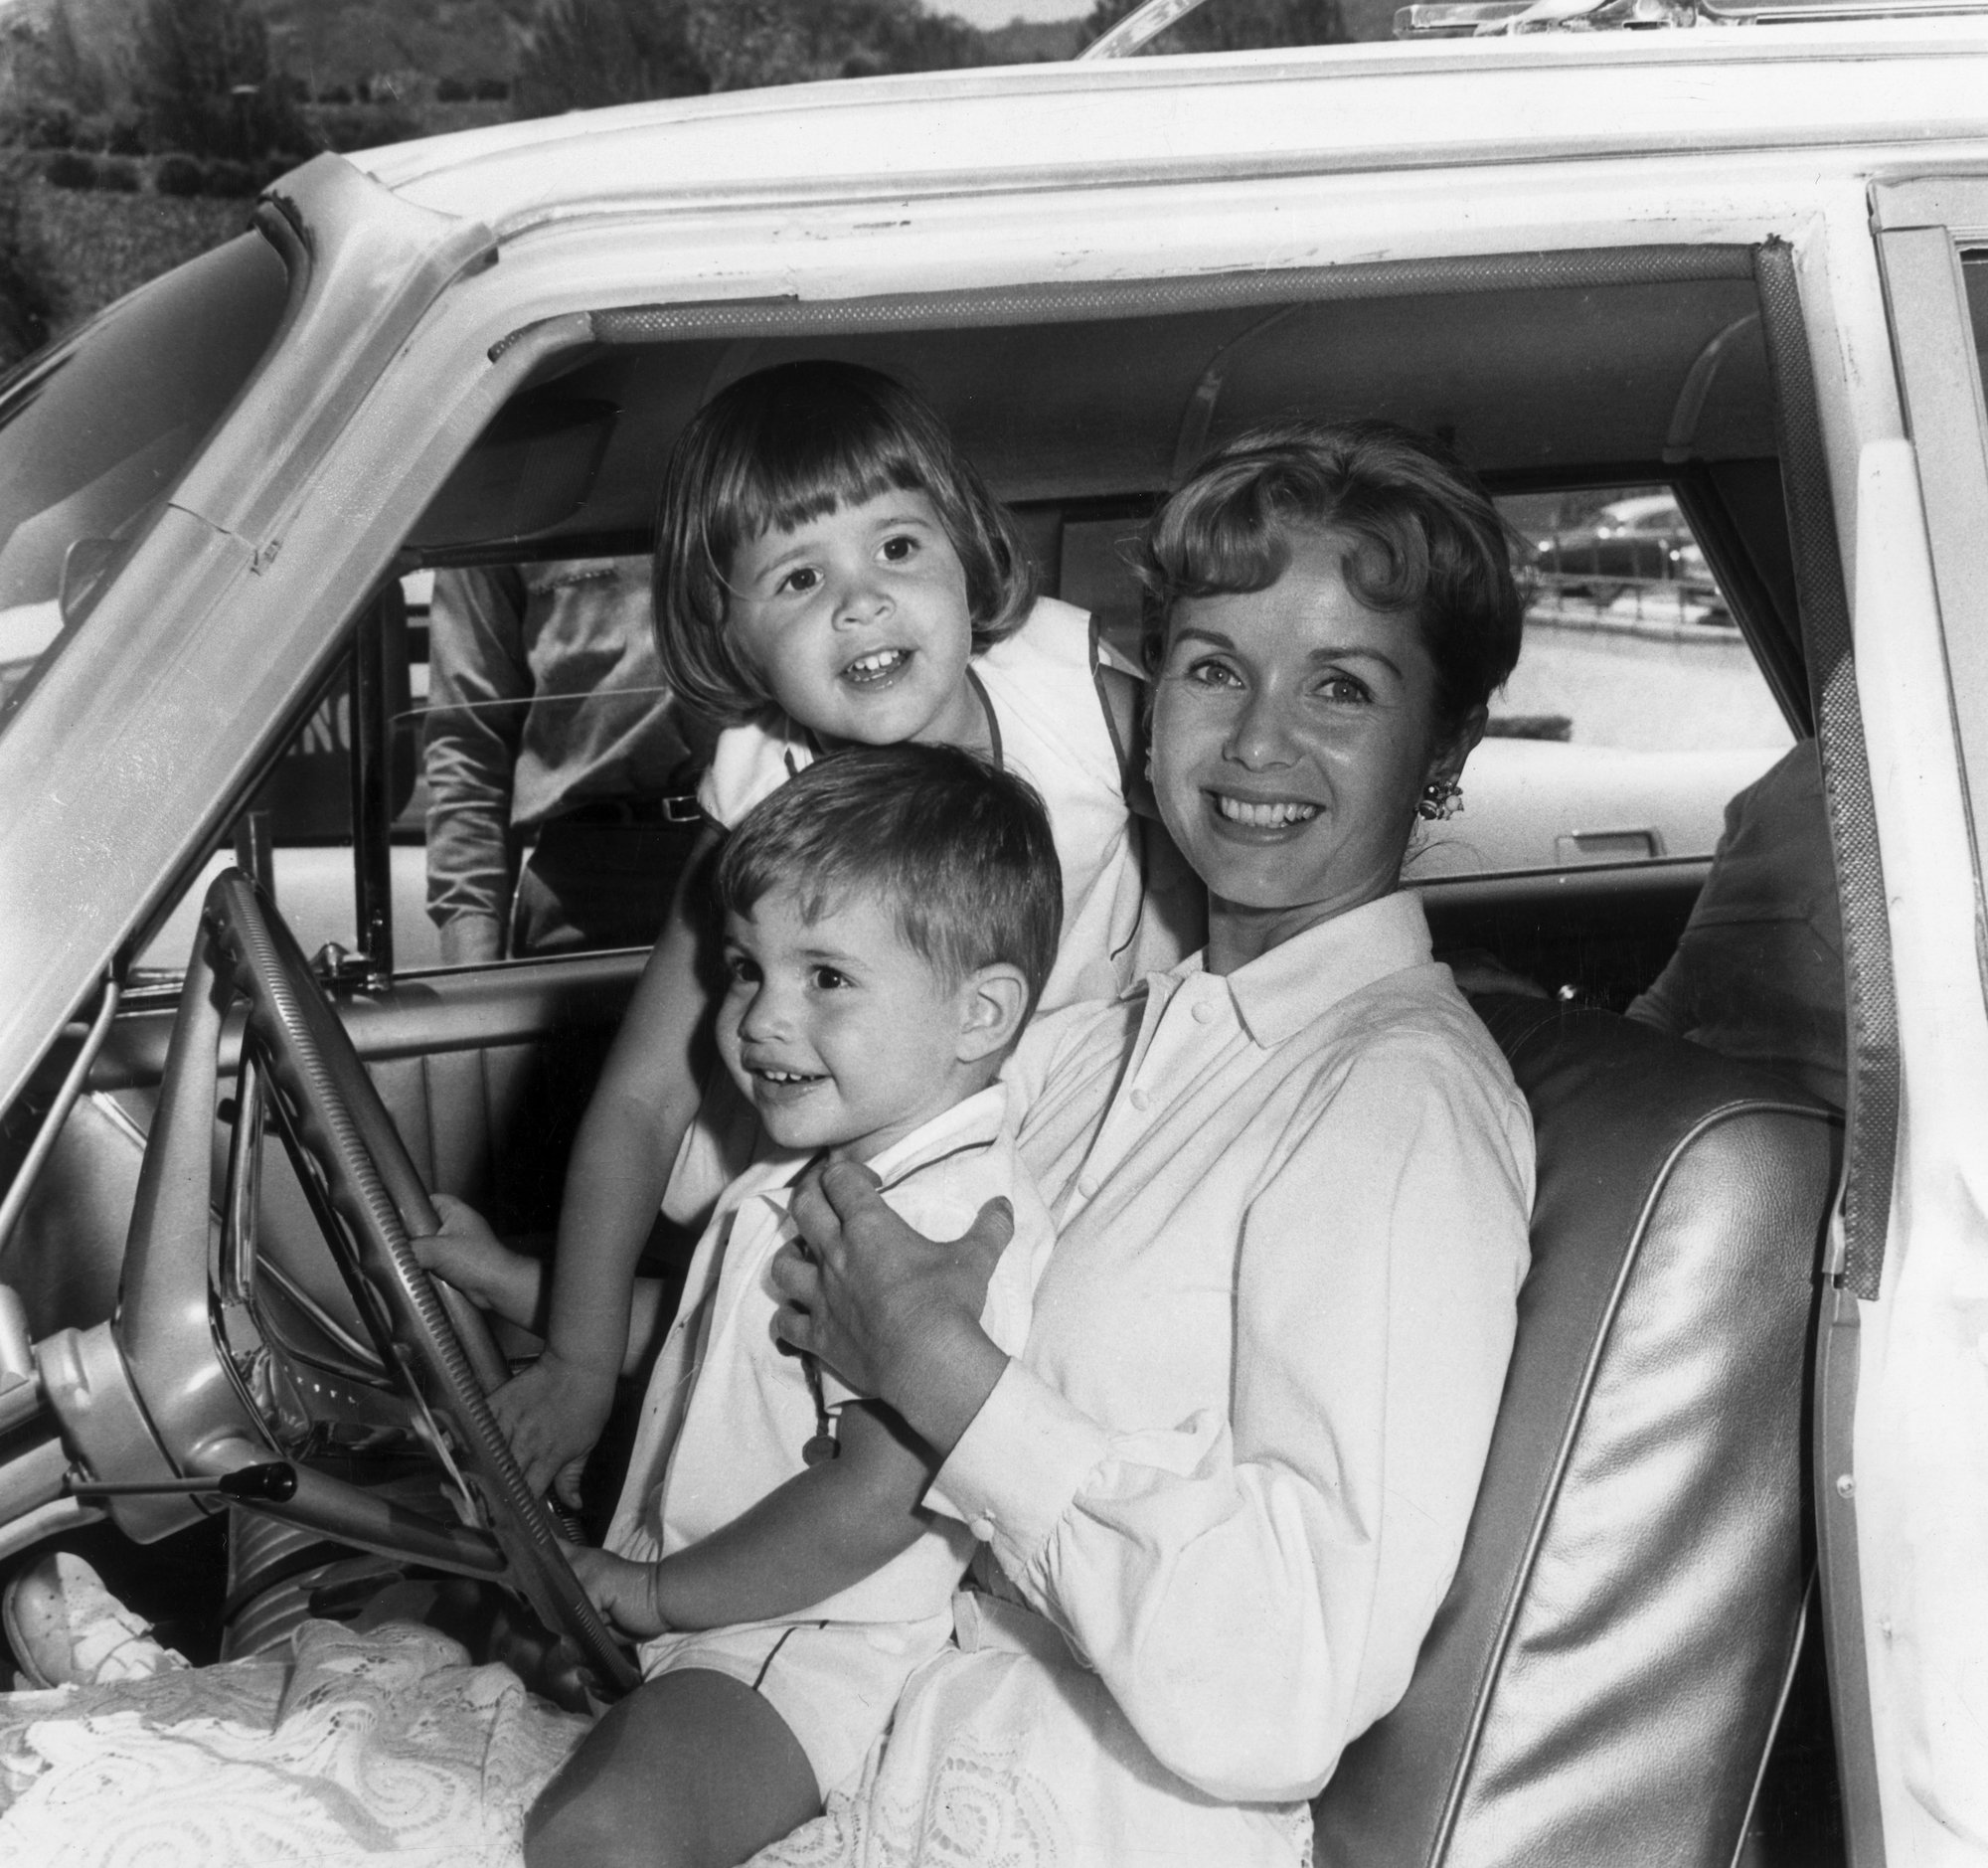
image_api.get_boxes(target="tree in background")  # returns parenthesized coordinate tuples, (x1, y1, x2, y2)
(686, 0, 988, 88)
(0, 168, 60, 368)
(1081, 0, 1350, 49)
(515, 0, 995, 114)
(37, 3, 113, 118)
(136, 0, 309, 160)
(513, 0, 707, 114)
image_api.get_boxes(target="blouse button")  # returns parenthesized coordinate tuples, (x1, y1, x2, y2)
(1077, 1176, 1099, 1200)
(1129, 1088, 1150, 1111)
(1192, 999, 1218, 1025)
(969, 1516, 996, 1542)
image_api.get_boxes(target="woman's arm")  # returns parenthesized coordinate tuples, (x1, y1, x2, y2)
(781, 1041, 1531, 1803)
(488, 827, 724, 1500)
(571, 1403, 943, 1639)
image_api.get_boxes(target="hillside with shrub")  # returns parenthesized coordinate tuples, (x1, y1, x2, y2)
(0, 0, 1396, 368)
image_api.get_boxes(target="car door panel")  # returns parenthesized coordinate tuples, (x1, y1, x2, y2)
(1422, 859, 1711, 1009)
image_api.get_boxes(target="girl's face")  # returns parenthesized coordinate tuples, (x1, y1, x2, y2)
(724, 488, 982, 748)
(1150, 527, 1479, 960)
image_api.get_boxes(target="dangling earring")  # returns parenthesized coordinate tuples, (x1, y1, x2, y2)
(1417, 776, 1463, 822)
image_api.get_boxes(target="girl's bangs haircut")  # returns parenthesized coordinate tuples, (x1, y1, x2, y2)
(653, 362, 1036, 723)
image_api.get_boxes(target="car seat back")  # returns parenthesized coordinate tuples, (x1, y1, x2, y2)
(1313, 995, 1838, 1867)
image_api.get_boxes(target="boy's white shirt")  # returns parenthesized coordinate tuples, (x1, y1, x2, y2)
(605, 1082, 1056, 1627)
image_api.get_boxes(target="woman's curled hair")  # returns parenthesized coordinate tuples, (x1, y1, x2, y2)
(1134, 419, 1524, 736)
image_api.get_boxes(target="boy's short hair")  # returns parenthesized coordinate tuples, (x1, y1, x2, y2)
(714, 743, 1064, 1016)
(1133, 419, 1524, 737)
(654, 361, 1038, 723)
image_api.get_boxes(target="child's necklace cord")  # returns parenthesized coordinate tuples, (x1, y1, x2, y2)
(793, 1151, 840, 1466)
(801, 1355, 839, 1466)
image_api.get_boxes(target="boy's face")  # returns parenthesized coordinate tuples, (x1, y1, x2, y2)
(716, 884, 1001, 1162)
(724, 488, 983, 750)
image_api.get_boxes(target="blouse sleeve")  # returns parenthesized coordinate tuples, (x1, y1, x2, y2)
(931, 1035, 1532, 1802)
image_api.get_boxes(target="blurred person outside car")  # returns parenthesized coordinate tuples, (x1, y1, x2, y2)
(424, 558, 705, 963)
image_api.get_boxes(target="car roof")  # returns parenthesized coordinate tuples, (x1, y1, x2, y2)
(355, 21, 1988, 234)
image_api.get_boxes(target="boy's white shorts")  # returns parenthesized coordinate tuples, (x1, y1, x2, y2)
(638, 1609, 956, 1796)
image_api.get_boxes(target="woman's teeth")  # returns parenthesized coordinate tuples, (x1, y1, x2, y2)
(1214, 795, 1320, 828)
(754, 1068, 824, 1085)
(843, 648, 908, 683)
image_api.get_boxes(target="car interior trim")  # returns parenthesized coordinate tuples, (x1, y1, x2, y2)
(0, 975, 117, 1269)
(89, 950, 651, 1094)
(1664, 311, 1765, 462)
(1753, 232, 1898, 1867)
(1753, 240, 1897, 1298)
(1672, 458, 1814, 733)
(586, 244, 1758, 348)
(1169, 303, 1303, 482)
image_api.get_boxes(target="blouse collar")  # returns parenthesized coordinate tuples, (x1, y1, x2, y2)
(1180, 889, 1435, 1048)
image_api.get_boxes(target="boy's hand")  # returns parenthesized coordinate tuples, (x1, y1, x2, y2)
(487, 1353, 617, 1506)
(567, 1546, 670, 1641)
(415, 1196, 546, 1332)
(415, 1198, 606, 1503)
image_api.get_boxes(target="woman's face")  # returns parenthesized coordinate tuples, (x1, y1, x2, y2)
(1150, 527, 1476, 948)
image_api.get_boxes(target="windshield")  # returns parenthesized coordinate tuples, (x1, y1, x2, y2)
(0, 231, 293, 737)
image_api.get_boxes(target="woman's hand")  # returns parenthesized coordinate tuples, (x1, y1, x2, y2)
(773, 1160, 1014, 1456)
(567, 1546, 670, 1642)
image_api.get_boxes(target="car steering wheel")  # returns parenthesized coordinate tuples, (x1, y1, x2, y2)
(104, 868, 638, 1700)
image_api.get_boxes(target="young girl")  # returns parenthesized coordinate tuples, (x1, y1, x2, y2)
(475, 360, 1193, 1503)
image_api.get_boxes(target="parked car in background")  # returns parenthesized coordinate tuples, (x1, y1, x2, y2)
(1527, 489, 1731, 618)
(2, 8, 1987, 1865)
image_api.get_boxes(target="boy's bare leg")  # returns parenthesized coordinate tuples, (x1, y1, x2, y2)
(526, 1668, 821, 1868)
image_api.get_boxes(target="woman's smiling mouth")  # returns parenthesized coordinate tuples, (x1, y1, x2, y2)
(1210, 792, 1321, 829)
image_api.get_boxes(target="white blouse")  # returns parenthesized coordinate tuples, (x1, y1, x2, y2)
(930, 888, 1536, 1805)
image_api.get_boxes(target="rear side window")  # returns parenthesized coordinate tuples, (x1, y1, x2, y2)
(1409, 485, 1793, 879)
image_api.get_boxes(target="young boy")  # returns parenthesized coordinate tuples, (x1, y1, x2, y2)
(424, 741, 1062, 1867)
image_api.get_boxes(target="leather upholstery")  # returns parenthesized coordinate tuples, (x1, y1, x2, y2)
(1313, 995, 1838, 1868)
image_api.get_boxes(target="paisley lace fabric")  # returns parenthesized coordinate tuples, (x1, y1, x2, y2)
(0, 1618, 585, 1866)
